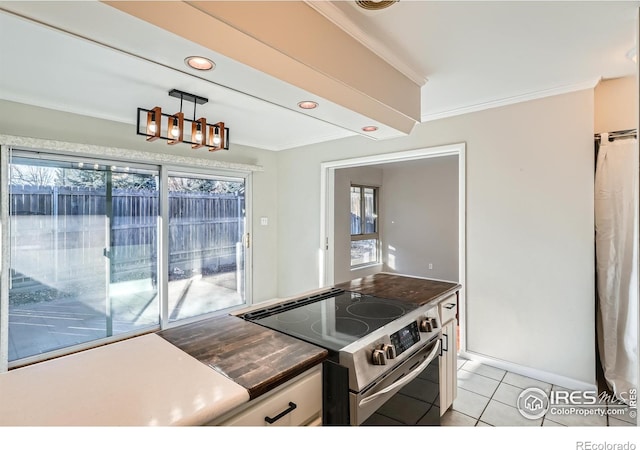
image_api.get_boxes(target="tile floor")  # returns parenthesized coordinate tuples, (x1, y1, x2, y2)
(442, 358, 638, 427)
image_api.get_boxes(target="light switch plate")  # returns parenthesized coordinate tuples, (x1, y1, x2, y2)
(260, 217, 268, 226)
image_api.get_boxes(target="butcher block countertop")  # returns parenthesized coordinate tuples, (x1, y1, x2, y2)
(158, 314, 328, 400)
(335, 273, 460, 307)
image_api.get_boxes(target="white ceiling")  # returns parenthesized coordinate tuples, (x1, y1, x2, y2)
(0, 1, 638, 151)
(323, 1, 639, 120)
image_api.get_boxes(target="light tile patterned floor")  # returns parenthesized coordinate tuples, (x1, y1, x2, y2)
(442, 358, 638, 427)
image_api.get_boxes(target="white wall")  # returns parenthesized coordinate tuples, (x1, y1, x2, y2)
(0, 99, 280, 303)
(333, 166, 383, 284)
(381, 156, 458, 281)
(277, 89, 595, 386)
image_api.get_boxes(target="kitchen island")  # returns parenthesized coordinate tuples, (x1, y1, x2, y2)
(0, 273, 459, 426)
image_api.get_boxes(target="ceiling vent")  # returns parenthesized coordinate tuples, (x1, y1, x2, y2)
(355, 1, 398, 11)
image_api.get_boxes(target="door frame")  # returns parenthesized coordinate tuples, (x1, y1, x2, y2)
(319, 142, 467, 352)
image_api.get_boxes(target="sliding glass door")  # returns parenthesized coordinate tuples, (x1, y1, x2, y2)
(107, 167, 159, 333)
(8, 154, 159, 361)
(166, 173, 246, 322)
(3, 148, 251, 367)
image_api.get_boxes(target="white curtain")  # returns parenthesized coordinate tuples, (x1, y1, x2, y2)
(595, 133, 639, 402)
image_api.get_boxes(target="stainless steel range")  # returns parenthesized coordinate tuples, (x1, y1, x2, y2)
(241, 288, 442, 426)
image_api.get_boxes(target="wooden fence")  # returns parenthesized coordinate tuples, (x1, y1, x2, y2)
(9, 185, 244, 291)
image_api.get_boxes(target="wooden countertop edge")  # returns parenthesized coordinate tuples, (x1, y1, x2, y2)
(243, 350, 329, 399)
(420, 284, 461, 306)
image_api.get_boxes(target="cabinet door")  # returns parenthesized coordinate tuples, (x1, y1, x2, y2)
(212, 367, 322, 426)
(439, 319, 457, 415)
(439, 295, 458, 324)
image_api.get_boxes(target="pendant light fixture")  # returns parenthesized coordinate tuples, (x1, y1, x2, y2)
(168, 111, 184, 145)
(137, 89, 229, 151)
(209, 122, 225, 150)
(146, 106, 161, 141)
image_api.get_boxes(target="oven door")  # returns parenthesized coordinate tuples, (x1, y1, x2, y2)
(351, 336, 441, 426)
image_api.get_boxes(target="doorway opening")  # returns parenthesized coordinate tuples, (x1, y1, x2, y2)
(319, 142, 466, 352)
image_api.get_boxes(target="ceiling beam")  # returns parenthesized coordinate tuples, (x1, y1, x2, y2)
(103, 0, 421, 135)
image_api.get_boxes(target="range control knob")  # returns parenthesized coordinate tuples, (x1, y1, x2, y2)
(372, 348, 386, 365)
(419, 318, 433, 332)
(430, 317, 439, 329)
(378, 343, 396, 360)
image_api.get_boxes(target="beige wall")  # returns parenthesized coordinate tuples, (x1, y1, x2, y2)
(277, 89, 595, 386)
(381, 156, 459, 281)
(594, 76, 637, 133)
(333, 157, 459, 285)
(0, 99, 280, 303)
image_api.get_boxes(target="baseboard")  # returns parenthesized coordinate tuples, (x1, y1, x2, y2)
(459, 350, 597, 392)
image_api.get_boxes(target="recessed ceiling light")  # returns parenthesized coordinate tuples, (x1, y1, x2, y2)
(298, 101, 318, 110)
(185, 56, 215, 71)
(362, 126, 378, 132)
(355, 1, 398, 11)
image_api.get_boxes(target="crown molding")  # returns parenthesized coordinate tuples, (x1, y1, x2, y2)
(421, 78, 601, 123)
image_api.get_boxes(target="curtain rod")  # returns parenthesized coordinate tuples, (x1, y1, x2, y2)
(594, 128, 637, 141)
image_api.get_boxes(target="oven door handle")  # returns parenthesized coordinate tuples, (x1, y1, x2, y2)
(358, 339, 441, 407)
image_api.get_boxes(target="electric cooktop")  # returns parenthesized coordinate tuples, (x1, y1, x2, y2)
(242, 288, 418, 353)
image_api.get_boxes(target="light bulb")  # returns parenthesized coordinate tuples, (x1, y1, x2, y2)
(171, 118, 180, 138)
(195, 123, 203, 143)
(212, 130, 221, 146)
(148, 121, 157, 134)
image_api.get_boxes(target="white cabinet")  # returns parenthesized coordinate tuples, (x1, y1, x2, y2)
(439, 295, 458, 415)
(208, 366, 322, 426)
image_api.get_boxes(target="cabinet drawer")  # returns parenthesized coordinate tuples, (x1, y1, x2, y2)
(217, 367, 322, 426)
(439, 295, 458, 324)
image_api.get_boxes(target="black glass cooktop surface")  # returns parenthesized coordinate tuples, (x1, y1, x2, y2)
(242, 289, 417, 352)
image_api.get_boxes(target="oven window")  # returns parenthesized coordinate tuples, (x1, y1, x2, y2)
(350, 185, 379, 267)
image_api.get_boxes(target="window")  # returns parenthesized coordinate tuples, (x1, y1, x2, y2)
(350, 185, 379, 267)
(3, 148, 250, 367)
